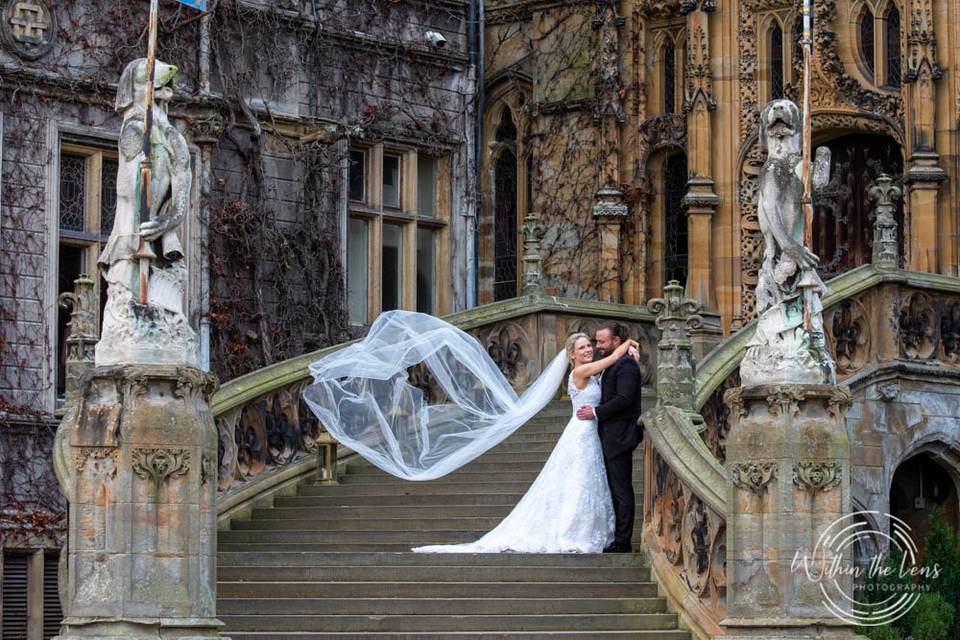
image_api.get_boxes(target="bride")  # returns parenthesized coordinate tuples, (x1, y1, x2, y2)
(303, 311, 640, 553)
(414, 332, 640, 554)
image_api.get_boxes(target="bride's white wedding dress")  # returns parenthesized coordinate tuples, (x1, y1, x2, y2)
(413, 375, 615, 553)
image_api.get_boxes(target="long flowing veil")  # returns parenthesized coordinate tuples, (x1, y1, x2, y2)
(303, 310, 569, 481)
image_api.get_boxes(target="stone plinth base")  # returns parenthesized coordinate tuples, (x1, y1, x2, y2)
(56, 617, 223, 640)
(53, 365, 222, 639)
(723, 384, 856, 629)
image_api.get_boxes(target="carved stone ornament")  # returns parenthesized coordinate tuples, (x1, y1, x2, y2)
(731, 461, 777, 495)
(638, 0, 684, 18)
(132, 448, 191, 486)
(200, 452, 216, 486)
(75, 447, 118, 478)
(876, 381, 900, 402)
(684, 25, 716, 112)
(1, 0, 56, 60)
(905, 0, 945, 84)
(722, 386, 747, 422)
(793, 461, 842, 495)
(521, 212, 546, 295)
(941, 302, 960, 364)
(825, 385, 853, 420)
(648, 281, 703, 412)
(765, 387, 806, 418)
(899, 293, 938, 359)
(867, 174, 903, 269)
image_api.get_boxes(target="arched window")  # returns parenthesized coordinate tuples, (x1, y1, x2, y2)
(663, 152, 688, 286)
(770, 22, 785, 100)
(885, 4, 901, 88)
(662, 38, 676, 114)
(493, 108, 518, 301)
(859, 7, 876, 79)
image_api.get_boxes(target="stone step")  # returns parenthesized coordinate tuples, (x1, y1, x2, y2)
(337, 473, 645, 485)
(232, 516, 645, 532)
(217, 580, 659, 599)
(252, 505, 647, 520)
(217, 597, 668, 616)
(217, 565, 650, 583)
(215, 551, 647, 568)
(274, 493, 529, 508)
(217, 613, 678, 632)
(226, 630, 689, 639)
(343, 462, 645, 476)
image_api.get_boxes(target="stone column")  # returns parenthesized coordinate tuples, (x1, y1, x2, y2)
(54, 366, 222, 640)
(681, 1, 718, 311)
(720, 384, 858, 640)
(647, 280, 702, 414)
(521, 212, 546, 295)
(58, 274, 99, 410)
(867, 174, 902, 270)
(590, 5, 628, 303)
(903, 0, 947, 273)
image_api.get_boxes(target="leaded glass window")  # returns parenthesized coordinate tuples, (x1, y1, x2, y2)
(771, 23, 785, 100)
(101, 158, 118, 236)
(885, 5, 901, 88)
(663, 152, 688, 286)
(59, 154, 86, 231)
(860, 7, 875, 78)
(494, 146, 518, 301)
(663, 39, 676, 114)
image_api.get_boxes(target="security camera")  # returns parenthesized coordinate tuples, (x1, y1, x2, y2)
(424, 31, 447, 48)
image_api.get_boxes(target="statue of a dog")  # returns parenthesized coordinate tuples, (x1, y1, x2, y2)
(742, 99, 835, 386)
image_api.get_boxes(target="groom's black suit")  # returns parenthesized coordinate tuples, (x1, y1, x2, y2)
(594, 355, 643, 549)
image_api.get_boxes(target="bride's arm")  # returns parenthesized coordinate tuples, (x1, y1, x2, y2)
(572, 339, 637, 386)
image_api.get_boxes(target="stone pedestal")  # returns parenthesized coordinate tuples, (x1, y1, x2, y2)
(53, 365, 223, 640)
(719, 384, 860, 640)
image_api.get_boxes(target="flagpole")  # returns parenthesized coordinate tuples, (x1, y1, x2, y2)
(801, 0, 814, 333)
(135, 0, 160, 305)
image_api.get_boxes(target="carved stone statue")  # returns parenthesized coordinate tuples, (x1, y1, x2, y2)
(95, 57, 198, 367)
(741, 99, 835, 386)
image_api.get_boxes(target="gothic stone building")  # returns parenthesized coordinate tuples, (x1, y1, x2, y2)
(2, 0, 960, 637)
(0, 0, 475, 633)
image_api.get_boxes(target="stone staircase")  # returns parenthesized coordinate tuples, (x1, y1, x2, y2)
(217, 401, 688, 639)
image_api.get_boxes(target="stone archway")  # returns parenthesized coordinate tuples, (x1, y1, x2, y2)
(889, 451, 960, 563)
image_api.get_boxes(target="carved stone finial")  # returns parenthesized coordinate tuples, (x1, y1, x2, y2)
(867, 173, 902, 269)
(58, 273, 99, 406)
(647, 281, 703, 412)
(521, 212, 546, 295)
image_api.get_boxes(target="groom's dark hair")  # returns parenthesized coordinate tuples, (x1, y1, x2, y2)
(597, 320, 628, 345)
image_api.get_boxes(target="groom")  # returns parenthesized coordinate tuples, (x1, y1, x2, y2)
(576, 321, 643, 552)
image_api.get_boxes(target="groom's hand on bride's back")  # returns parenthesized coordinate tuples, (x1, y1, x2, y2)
(576, 405, 595, 420)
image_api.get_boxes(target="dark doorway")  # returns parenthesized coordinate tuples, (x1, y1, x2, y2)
(812, 133, 903, 279)
(889, 452, 959, 564)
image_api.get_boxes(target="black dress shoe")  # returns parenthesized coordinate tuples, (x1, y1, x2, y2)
(602, 543, 619, 553)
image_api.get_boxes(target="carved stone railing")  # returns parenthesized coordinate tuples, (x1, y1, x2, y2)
(640, 284, 727, 639)
(210, 294, 723, 520)
(694, 265, 960, 464)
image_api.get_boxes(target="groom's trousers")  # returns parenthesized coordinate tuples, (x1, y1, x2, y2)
(605, 450, 635, 547)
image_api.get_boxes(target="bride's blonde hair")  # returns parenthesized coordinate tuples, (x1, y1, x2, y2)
(565, 332, 590, 367)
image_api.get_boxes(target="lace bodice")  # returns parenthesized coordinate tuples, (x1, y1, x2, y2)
(568, 375, 602, 411)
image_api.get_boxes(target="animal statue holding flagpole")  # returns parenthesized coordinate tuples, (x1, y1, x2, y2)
(739, 0, 836, 386)
(95, 0, 198, 367)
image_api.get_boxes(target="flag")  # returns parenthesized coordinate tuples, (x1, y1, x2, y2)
(178, 0, 206, 9)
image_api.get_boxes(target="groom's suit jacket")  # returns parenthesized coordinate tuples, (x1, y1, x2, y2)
(594, 355, 643, 460)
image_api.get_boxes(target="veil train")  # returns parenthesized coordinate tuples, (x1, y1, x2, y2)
(303, 310, 569, 482)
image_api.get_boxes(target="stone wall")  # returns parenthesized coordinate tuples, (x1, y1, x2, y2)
(0, 0, 476, 411)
